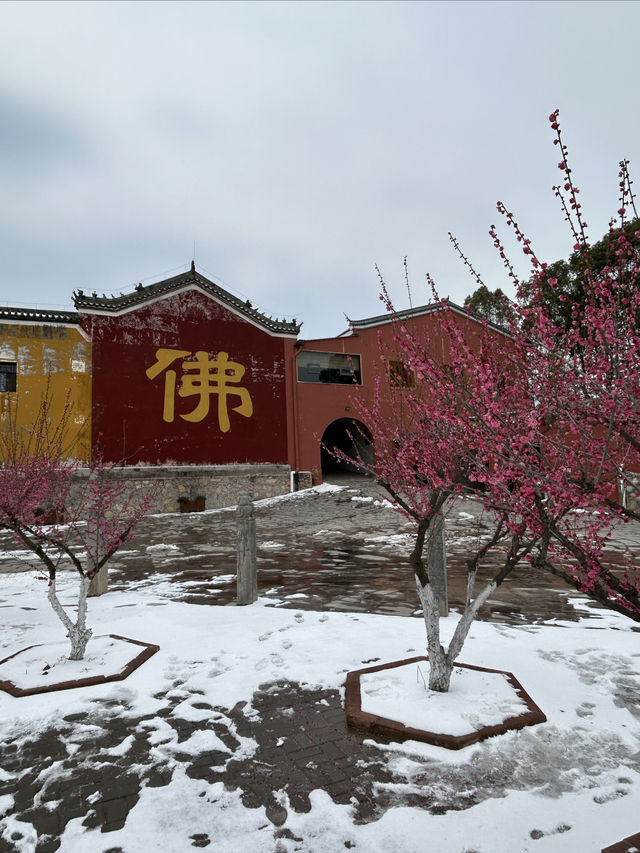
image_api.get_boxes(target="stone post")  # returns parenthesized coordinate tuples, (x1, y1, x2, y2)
(236, 492, 257, 605)
(428, 514, 448, 617)
(88, 566, 108, 597)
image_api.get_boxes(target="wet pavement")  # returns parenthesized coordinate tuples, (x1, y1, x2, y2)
(0, 473, 621, 624)
(106, 473, 618, 624)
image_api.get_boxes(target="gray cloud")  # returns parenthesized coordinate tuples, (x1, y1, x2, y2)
(0, 1, 639, 336)
(0, 88, 89, 179)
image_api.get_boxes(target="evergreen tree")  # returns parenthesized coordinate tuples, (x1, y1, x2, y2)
(463, 284, 515, 328)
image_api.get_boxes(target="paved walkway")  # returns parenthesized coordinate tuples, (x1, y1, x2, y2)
(0, 475, 634, 852)
(104, 473, 601, 623)
(0, 472, 609, 624)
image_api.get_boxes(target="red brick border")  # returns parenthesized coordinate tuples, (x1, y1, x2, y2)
(601, 830, 640, 852)
(0, 634, 160, 697)
(345, 656, 547, 749)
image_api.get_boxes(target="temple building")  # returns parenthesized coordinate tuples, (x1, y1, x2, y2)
(0, 263, 492, 501)
(0, 306, 91, 461)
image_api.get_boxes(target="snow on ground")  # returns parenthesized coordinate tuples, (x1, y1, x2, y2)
(359, 662, 528, 733)
(364, 533, 416, 549)
(0, 635, 145, 690)
(253, 482, 343, 508)
(0, 565, 639, 852)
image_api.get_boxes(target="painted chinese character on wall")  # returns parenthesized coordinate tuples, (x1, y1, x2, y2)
(146, 348, 253, 432)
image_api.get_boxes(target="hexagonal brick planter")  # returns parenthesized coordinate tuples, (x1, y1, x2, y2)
(345, 655, 547, 749)
(601, 830, 640, 853)
(0, 634, 159, 697)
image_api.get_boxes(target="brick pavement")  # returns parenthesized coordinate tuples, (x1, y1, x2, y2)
(0, 680, 397, 852)
(2, 669, 544, 852)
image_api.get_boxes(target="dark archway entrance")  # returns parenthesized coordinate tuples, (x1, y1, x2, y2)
(320, 418, 373, 474)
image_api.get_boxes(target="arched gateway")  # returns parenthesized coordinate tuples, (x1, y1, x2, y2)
(320, 418, 373, 474)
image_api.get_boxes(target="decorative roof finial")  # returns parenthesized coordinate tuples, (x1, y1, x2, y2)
(190, 260, 195, 274)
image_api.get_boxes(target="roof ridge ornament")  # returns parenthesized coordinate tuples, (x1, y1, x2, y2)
(72, 267, 302, 336)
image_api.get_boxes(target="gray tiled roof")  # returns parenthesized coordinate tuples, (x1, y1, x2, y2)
(345, 298, 509, 335)
(0, 306, 80, 324)
(73, 264, 301, 336)
(346, 300, 445, 330)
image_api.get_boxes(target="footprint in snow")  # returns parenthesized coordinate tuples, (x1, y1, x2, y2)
(254, 653, 285, 671)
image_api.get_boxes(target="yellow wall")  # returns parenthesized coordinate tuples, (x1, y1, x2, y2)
(0, 321, 91, 462)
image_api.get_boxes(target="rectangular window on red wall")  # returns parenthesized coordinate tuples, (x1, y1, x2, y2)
(297, 351, 362, 384)
(388, 359, 416, 388)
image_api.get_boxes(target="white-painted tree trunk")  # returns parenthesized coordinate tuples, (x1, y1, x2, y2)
(415, 575, 497, 692)
(47, 575, 93, 661)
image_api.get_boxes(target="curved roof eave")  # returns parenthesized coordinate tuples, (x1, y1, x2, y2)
(73, 265, 302, 337)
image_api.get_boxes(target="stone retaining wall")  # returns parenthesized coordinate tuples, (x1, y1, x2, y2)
(71, 464, 294, 515)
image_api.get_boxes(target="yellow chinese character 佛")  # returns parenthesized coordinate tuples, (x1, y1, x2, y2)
(146, 348, 253, 431)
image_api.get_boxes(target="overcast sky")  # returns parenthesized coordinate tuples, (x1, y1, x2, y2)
(1, 0, 639, 338)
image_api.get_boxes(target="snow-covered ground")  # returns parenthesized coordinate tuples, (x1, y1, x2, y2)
(1, 563, 639, 852)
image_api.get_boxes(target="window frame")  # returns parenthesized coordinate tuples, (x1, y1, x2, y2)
(296, 350, 362, 385)
(0, 361, 17, 393)
(388, 358, 416, 389)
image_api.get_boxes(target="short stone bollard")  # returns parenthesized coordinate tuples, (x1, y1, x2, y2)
(88, 565, 108, 597)
(236, 492, 257, 605)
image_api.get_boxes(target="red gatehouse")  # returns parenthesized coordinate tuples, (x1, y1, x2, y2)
(291, 300, 492, 481)
(2, 263, 501, 490)
(72, 263, 498, 481)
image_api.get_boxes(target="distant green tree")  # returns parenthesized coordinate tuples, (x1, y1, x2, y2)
(521, 216, 640, 334)
(463, 285, 515, 328)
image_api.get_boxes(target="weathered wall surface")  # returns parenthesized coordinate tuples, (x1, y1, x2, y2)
(81, 289, 290, 465)
(0, 321, 91, 461)
(70, 464, 292, 515)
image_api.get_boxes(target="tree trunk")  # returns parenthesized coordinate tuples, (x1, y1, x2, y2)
(427, 514, 448, 617)
(47, 575, 93, 661)
(415, 577, 452, 691)
(415, 575, 497, 693)
(69, 575, 92, 660)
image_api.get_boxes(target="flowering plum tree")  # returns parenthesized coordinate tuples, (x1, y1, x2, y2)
(488, 113, 640, 615)
(0, 395, 154, 660)
(340, 112, 640, 692)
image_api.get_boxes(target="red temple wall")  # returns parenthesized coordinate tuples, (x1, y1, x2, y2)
(82, 289, 290, 465)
